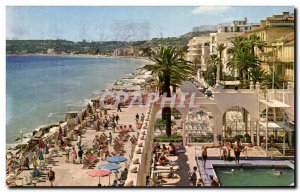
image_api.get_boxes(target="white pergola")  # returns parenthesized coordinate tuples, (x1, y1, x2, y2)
(259, 99, 291, 152)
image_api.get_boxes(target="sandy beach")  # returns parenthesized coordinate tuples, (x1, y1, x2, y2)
(13, 104, 147, 187)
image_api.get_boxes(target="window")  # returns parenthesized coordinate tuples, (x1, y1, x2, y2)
(224, 27, 228, 32)
(245, 26, 248, 30)
(236, 26, 240, 32)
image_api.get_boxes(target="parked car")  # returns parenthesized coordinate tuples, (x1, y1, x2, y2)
(204, 90, 213, 97)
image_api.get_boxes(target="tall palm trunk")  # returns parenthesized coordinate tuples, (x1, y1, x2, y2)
(163, 74, 172, 136)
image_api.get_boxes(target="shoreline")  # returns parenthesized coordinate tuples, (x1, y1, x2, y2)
(6, 53, 152, 63)
(6, 55, 152, 149)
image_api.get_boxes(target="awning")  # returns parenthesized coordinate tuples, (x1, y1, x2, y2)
(260, 121, 294, 132)
(259, 99, 291, 108)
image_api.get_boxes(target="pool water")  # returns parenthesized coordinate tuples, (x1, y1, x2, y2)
(215, 167, 294, 187)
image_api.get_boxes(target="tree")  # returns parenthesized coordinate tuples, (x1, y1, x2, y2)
(192, 55, 201, 72)
(208, 54, 220, 86)
(262, 72, 287, 89)
(249, 67, 267, 85)
(227, 37, 261, 82)
(247, 34, 266, 56)
(143, 46, 193, 136)
(177, 45, 189, 58)
(216, 43, 226, 81)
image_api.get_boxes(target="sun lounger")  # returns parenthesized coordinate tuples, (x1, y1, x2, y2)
(82, 159, 94, 169)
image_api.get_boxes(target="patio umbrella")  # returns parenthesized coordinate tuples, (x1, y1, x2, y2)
(107, 156, 127, 164)
(99, 163, 121, 185)
(87, 169, 112, 185)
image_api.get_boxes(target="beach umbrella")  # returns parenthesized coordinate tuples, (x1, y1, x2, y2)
(87, 169, 112, 185)
(107, 156, 127, 164)
(99, 163, 121, 185)
(99, 163, 121, 170)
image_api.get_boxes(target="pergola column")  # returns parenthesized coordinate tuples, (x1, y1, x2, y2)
(250, 121, 255, 144)
(182, 119, 187, 146)
(256, 121, 260, 146)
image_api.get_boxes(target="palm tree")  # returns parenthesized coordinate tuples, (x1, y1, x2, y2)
(177, 45, 189, 59)
(227, 37, 261, 82)
(216, 43, 226, 81)
(208, 54, 220, 85)
(247, 34, 266, 56)
(192, 55, 201, 71)
(143, 46, 193, 136)
(249, 67, 267, 85)
(262, 72, 287, 89)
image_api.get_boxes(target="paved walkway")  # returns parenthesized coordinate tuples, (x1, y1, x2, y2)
(14, 105, 147, 187)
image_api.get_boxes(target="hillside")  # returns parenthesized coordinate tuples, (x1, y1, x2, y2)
(6, 30, 215, 55)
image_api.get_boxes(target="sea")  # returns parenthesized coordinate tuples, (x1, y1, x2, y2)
(6, 55, 147, 144)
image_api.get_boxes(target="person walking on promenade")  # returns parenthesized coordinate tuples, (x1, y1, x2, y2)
(117, 103, 122, 112)
(115, 114, 120, 124)
(135, 113, 139, 121)
(47, 167, 55, 187)
(109, 133, 113, 145)
(111, 121, 117, 133)
(202, 147, 208, 168)
(104, 119, 109, 130)
(77, 134, 82, 148)
(78, 146, 84, 163)
(65, 145, 71, 163)
(99, 143, 104, 160)
(71, 146, 77, 164)
(188, 166, 197, 186)
(141, 113, 145, 123)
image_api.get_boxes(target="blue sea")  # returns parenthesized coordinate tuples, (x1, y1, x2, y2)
(6, 55, 147, 143)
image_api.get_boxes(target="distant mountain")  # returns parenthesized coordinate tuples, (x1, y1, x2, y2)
(6, 30, 215, 55)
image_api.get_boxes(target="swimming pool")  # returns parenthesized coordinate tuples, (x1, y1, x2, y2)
(214, 167, 294, 187)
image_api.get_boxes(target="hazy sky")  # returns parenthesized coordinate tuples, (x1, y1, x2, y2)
(6, 6, 294, 41)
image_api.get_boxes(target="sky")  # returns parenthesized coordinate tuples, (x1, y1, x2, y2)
(6, 6, 294, 42)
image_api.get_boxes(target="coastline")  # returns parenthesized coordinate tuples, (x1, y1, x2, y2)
(6, 55, 152, 150)
(6, 53, 152, 64)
